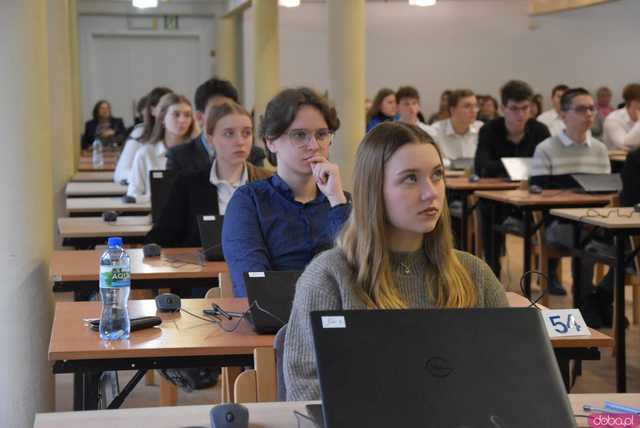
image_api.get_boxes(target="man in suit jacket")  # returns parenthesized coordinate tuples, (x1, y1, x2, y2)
(165, 77, 266, 172)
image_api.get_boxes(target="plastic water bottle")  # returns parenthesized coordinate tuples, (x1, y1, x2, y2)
(92, 138, 104, 167)
(99, 237, 131, 340)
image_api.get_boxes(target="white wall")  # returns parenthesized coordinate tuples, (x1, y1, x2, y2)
(242, 0, 640, 115)
(79, 14, 216, 125)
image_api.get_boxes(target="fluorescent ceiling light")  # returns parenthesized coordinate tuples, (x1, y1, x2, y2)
(409, 0, 437, 6)
(133, 0, 158, 9)
(279, 0, 301, 7)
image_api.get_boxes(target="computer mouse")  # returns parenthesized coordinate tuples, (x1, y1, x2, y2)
(143, 243, 162, 258)
(210, 403, 249, 428)
(529, 184, 543, 194)
(634, 203, 640, 213)
(468, 174, 480, 183)
(122, 195, 136, 204)
(102, 211, 118, 222)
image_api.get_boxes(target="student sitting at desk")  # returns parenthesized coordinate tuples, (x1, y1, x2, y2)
(283, 122, 508, 401)
(530, 87, 611, 302)
(126, 93, 195, 202)
(145, 101, 272, 248)
(366, 88, 398, 132)
(222, 87, 351, 297)
(81, 100, 127, 150)
(603, 83, 640, 152)
(114, 87, 172, 184)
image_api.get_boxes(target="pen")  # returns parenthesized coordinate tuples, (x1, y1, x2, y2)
(604, 401, 640, 415)
(583, 405, 611, 413)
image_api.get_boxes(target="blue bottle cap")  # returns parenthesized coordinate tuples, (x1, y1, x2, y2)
(107, 237, 123, 248)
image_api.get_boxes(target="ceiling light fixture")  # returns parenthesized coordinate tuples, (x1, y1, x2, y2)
(132, 0, 159, 9)
(279, 0, 301, 7)
(409, 0, 437, 6)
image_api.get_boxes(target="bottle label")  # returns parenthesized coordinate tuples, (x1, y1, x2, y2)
(100, 266, 131, 288)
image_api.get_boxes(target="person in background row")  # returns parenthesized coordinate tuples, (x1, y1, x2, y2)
(426, 89, 483, 167)
(395, 85, 430, 133)
(428, 89, 452, 125)
(283, 122, 508, 401)
(596, 86, 614, 119)
(81, 100, 127, 150)
(222, 87, 351, 297)
(166, 77, 266, 174)
(127, 93, 195, 202)
(537, 84, 569, 136)
(477, 95, 499, 123)
(366, 88, 398, 132)
(114, 87, 172, 184)
(530, 93, 543, 119)
(603, 83, 640, 152)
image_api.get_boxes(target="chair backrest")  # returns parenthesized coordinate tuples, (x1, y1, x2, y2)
(274, 324, 288, 401)
(204, 271, 234, 299)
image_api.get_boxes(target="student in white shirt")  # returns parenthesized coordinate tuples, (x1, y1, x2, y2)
(127, 93, 195, 202)
(114, 87, 172, 184)
(426, 89, 483, 167)
(395, 86, 430, 133)
(603, 83, 640, 151)
(537, 84, 569, 136)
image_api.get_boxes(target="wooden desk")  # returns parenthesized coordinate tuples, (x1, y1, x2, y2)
(609, 149, 627, 163)
(50, 248, 227, 298)
(446, 178, 522, 251)
(58, 215, 152, 249)
(66, 197, 150, 216)
(78, 160, 117, 172)
(444, 168, 465, 177)
(475, 189, 613, 298)
(551, 207, 640, 393)
(71, 171, 114, 182)
(65, 182, 127, 197)
(49, 298, 269, 410)
(34, 394, 640, 427)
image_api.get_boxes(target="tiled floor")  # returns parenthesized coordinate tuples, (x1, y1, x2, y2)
(54, 235, 639, 411)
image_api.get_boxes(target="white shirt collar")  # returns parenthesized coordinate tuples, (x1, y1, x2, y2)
(444, 119, 479, 137)
(209, 159, 249, 187)
(559, 129, 592, 147)
(154, 141, 167, 157)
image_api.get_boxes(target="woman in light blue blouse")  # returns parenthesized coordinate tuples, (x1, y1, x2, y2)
(222, 87, 351, 297)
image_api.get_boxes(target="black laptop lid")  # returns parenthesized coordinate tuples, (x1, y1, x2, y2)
(311, 308, 576, 428)
(571, 173, 622, 194)
(196, 215, 224, 261)
(243, 271, 302, 334)
(149, 169, 178, 224)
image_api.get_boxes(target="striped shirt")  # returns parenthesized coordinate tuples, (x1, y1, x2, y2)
(530, 131, 610, 177)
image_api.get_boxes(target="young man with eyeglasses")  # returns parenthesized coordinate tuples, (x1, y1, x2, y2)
(426, 89, 483, 168)
(531, 88, 611, 305)
(474, 80, 551, 280)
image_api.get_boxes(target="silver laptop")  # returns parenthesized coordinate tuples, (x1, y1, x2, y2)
(572, 173, 622, 194)
(501, 157, 531, 181)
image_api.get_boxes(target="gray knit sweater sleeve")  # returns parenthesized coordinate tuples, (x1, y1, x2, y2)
(454, 250, 509, 308)
(283, 250, 346, 401)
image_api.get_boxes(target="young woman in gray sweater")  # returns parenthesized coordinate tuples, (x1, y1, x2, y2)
(283, 121, 509, 401)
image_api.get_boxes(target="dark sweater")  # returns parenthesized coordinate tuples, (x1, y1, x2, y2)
(621, 148, 640, 206)
(474, 118, 550, 178)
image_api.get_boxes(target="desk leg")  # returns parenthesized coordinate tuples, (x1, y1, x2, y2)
(572, 222, 582, 309)
(488, 201, 499, 276)
(557, 357, 571, 392)
(73, 371, 100, 410)
(523, 210, 532, 298)
(460, 192, 468, 251)
(614, 234, 627, 392)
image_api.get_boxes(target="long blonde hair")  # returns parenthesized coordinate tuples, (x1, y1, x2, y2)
(337, 122, 477, 309)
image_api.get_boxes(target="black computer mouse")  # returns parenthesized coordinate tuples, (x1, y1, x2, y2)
(102, 211, 118, 222)
(634, 203, 640, 213)
(468, 174, 480, 183)
(143, 243, 162, 258)
(122, 195, 136, 204)
(529, 184, 543, 194)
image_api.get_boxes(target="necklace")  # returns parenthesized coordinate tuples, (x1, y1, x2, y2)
(399, 261, 412, 275)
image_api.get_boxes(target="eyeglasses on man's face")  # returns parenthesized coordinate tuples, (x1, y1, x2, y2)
(285, 128, 334, 148)
(569, 105, 596, 115)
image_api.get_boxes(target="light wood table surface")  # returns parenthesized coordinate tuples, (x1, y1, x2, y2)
(78, 160, 117, 171)
(609, 149, 627, 163)
(34, 394, 640, 427)
(65, 182, 127, 197)
(550, 207, 640, 393)
(49, 298, 272, 411)
(71, 171, 114, 182)
(50, 247, 227, 297)
(66, 196, 150, 215)
(57, 215, 152, 248)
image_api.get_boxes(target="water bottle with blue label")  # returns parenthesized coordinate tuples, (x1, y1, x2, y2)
(92, 138, 104, 167)
(99, 237, 131, 340)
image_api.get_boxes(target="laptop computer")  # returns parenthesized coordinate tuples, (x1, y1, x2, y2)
(310, 308, 576, 428)
(196, 215, 224, 261)
(449, 157, 474, 171)
(149, 169, 178, 224)
(501, 157, 531, 181)
(243, 271, 302, 334)
(572, 173, 622, 194)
